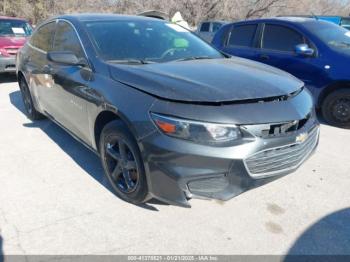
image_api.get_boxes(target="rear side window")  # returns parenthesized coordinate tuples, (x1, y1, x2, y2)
(53, 21, 85, 59)
(31, 22, 55, 52)
(228, 24, 257, 47)
(262, 24, 304, 52)
(200, 22, 210, 32)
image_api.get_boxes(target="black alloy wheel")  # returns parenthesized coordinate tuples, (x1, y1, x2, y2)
(100, 121, 149, 204)
(105, 137, 139, 193)
(322, 89, 350, 128)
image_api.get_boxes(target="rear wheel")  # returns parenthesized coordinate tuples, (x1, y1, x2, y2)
(99, 120, 149, 204)
(322, 89, 350, 128)
(19, 78, 45, 121)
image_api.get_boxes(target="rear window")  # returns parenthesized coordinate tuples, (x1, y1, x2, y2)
(0, 19, 32, 37)
(262, 24, 304, 52)
(228, 24, 257, 47)
(212, 22, 223, 32)
(200, 22, 210, 32)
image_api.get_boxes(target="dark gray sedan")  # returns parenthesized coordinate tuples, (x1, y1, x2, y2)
(16, 14, 319, 207)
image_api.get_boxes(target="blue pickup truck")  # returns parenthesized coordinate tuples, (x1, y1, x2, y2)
(212, 17, 350, 127)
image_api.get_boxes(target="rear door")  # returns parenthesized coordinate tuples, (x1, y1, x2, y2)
(49, 20, 92, 144)
(221, 23, 258, 60)
(255, 23, 325, 90)
(26, 21, 56, 114)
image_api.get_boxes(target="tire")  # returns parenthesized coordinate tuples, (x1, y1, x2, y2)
(18, 77, 45, 121)
(322, 89, 350, 128)
(99, 120, 149, 204)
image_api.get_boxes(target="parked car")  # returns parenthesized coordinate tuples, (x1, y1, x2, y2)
(17, 14, 319, 207)
(213, 17, 350, 127)
(283, 15, 350, 30)
(0, 16, 32, 73)
(196, 21, 228, 42)
(311, 16, 350, 30)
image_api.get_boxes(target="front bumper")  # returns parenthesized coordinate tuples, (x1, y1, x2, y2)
(140, 117, 319, 207)
(0, 56, 16, 73)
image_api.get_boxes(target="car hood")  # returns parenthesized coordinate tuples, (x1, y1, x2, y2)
(0, 36, 27, 47)
(109, 57, 304, 103)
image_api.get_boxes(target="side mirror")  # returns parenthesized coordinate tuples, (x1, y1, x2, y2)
(47, 51, 87, 67)
(295, 44, 315, 57)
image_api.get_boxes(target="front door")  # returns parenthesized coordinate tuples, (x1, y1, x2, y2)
(49, 20, 91, 145)
(255, 23, 327, 93)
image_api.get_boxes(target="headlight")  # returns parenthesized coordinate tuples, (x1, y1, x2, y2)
(151, 113, 241, 145)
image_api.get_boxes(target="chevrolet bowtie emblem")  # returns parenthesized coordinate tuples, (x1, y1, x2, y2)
(296, 132, 309, 144)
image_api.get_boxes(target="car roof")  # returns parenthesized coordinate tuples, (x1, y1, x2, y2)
(50, 13, 162, 23)
(223, 16, 333, 29)
(236, 16, 317, 24)
(0, 16, 28, 21)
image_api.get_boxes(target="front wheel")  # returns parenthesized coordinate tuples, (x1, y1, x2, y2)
(99, 120, 149, 204)
(322, 89, 350, 128)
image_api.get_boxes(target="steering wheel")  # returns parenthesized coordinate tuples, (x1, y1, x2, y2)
(160, 48, 178, 60)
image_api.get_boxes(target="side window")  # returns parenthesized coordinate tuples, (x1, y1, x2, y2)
(30, 22, 55, 52)
(200, 22, 210, 32)
(262, 24, 304, 52)
(228, 24, 257, 48)
(53, 21, 85, 59)
(341, 18, 350, 28)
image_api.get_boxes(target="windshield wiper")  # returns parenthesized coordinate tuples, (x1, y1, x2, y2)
(173, 56, 214, 62)
(107, 59, 155, 65)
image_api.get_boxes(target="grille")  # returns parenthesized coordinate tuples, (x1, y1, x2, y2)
(244, 127, 319, 178)
(242, 114, 311, 138)
(188, 176, 229, 195)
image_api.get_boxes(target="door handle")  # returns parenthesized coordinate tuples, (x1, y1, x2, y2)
(43, 65, 53, 74)
(259, 54, 270, 60)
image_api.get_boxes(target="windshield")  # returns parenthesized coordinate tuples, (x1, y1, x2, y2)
(305, 21, 350, 49)
(84, 20, 224, 63)
(0, 19, 32, 37)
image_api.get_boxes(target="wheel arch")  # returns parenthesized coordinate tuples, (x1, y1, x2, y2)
(318, 81, 350, 108)
(93, 109, 135, 152)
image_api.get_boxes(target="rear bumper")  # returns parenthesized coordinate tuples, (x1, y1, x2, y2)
(0, 56, 16, 73)
(140, 118, 319, 207)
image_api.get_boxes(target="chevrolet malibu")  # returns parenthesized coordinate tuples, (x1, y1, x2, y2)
(16, 14, 319, 207)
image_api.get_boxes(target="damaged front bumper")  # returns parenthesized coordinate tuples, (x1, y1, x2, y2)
(141, 117, 319, 207)
(140, 90, 319, 207)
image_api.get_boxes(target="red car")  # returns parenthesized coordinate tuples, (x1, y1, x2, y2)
(0, 16, 32, 73)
